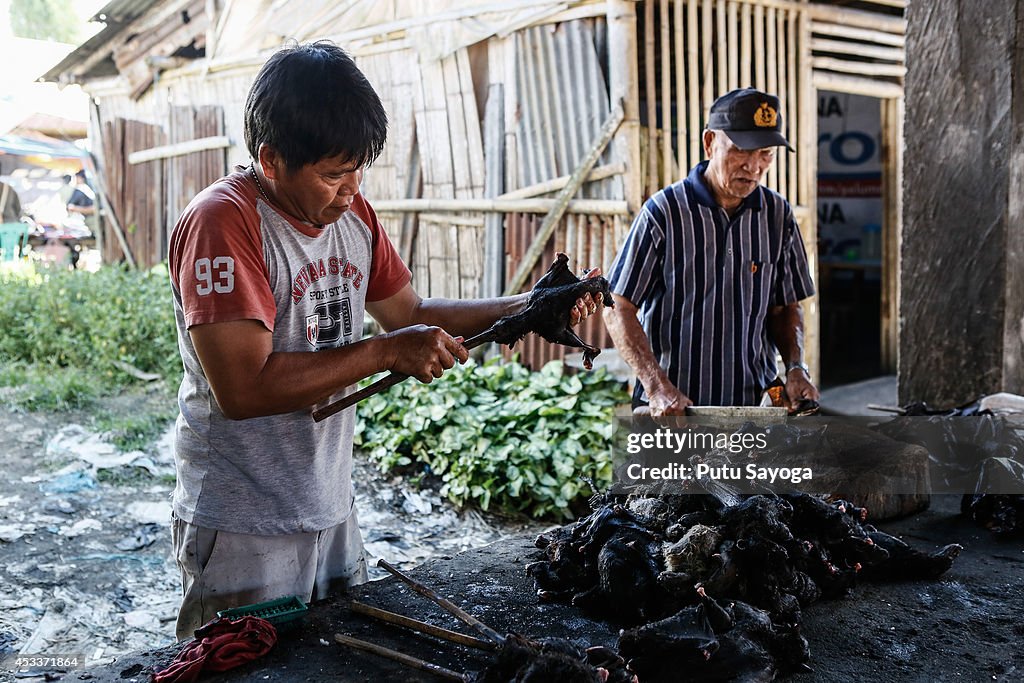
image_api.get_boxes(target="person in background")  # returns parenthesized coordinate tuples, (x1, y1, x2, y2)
(66, 169, 97, 229)
(0, 180, 23, 224)
(603, 88, 819, 416)
(167, 41, 600, 640)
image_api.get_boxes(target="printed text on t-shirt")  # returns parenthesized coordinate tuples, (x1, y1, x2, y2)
(291, 257, 364, 303)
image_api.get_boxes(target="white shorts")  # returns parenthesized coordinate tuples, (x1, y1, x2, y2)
(172, 509, 368, 640)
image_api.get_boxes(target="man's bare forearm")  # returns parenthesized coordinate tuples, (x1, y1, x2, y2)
(767, 303, 806, 365)
(603, 294, 672, 392)
(410, 294, 529, 338)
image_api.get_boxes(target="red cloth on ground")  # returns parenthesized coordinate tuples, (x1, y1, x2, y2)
(152, 616, 277, 683)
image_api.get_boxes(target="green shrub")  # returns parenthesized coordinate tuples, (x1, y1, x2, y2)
(356, 358, 628, 519)
(0, 362, 101, 411)
(0, 264, 180, 384)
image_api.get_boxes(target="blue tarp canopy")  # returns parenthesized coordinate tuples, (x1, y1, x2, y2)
(0, 134, 86, 159)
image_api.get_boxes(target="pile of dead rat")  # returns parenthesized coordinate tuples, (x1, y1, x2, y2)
(326, 488, 965, 683)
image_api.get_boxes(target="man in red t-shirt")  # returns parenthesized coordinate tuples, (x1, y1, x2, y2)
(167, 41, 599, 639)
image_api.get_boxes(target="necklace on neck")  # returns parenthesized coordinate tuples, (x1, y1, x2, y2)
(250, 162, 272, 205)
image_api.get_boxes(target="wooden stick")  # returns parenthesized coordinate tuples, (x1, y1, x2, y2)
(312, 326, 496, 422)
(349, 601, 498, 651)
(371, 197, 628, 215)
(496, 163, 625, 200)
(502, 102, 625, 296)
(867, 404, 906, 414)
(333, 633, 469, 682)
(376, 559, 506, 645)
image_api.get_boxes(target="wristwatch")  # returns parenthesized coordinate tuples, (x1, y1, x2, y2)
(786, 361, 810, 377)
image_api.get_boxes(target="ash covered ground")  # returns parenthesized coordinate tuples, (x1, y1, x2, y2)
(2, 396, 1023, 682)
(0, 398, 544, 681)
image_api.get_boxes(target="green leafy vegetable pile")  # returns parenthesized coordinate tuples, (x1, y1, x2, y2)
(356, 358, 628, 519)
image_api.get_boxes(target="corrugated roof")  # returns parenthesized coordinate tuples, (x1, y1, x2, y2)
(40, 0, 162, 83)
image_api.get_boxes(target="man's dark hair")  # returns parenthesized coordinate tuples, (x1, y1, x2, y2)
(244, 41, 387, 172)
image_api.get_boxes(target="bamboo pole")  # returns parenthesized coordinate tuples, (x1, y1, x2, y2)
(809, 21, 905, 47)
(727, 1, 739, 89)
(810, 57, 905, 78)
(811, 72, 904, 99)
(662, 0, 673, 185)
(348, 601, 498, 652)
(809, 38, 904, 62)
(765, 6, 777, 191)
(786, 8, 798, 205)
(754, 4, 765, 91)
(377, 559, 505, 645)
(606, 0, 642, 215)
(686, 0, 699, 173)
(716, 0, 728, 95)
(333, 633, 469, 682)
(701, 0, 713, 136)
(372, 198, 628, 215)
(879, 95, 903, 373)
(740, 2, 752, 86)
(797, 7, 818, 382)
(674, 0, 686, 175)
(497, 163, 625, 199)
(644, 0, 657, 194)
(504, 102, 625, 295)
(772, 6, 786, 198)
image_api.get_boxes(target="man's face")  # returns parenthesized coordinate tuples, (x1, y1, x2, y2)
(269, 151, 364, 226)
(703, 130, 776, 204)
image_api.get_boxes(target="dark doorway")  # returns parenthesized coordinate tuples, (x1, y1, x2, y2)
(816, 90, 884, 388)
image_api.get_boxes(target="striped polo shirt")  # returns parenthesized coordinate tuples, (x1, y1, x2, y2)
(609, 160, 815, 407)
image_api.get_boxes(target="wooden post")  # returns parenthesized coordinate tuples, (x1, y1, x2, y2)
(483, 84, 505, 299)
(606, 0, 643, 215)
(901, 0, 1023, 403)
(797, 5, 819, 383)
(503, 102, 625, 295)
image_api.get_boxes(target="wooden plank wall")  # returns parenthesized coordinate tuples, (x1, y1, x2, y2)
(165, 105, 227, 258)
(101, 118, 166, 268)
(359, 47, 486, 301)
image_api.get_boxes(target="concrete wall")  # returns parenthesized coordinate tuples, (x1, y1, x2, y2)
(900, 0, 1024, 405)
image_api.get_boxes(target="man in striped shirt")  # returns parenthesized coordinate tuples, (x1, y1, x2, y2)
(605, 88, 819, 414)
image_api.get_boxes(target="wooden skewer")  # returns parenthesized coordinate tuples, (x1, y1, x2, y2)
(867, 404, 906, 414)
(376, 559, 505, 645)
(334, 633, 469, 682)
(348, 601, 498, 651)
(311, 328, 495, 422)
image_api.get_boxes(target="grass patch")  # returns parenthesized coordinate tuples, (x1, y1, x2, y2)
(92, 390, 177, 451)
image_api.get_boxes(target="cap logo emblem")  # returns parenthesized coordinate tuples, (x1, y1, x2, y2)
(754, 102, 777, 128)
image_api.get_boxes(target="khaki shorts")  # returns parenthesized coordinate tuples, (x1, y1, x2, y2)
(172, 509, 368, 640)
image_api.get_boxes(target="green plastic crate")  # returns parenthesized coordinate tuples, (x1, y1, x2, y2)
(217, 596, 308, 625)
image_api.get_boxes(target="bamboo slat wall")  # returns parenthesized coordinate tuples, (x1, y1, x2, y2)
(637, 0, 804, 206)
(499, 19, 629, 368)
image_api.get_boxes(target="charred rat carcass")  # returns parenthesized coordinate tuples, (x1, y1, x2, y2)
(618, 587, 810, 683)
(528, 503, 674, 624)
(485, 252, 614, 369)
(528, 492, 963, 680)
(472, 634, 637, 683)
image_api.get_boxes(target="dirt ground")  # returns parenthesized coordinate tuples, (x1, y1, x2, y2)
(2, 399, 1022, 682)
(0, 397, 544, 682)
(30, 498, 1024, 683)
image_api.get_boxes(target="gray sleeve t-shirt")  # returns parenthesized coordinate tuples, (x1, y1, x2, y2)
(168, 168, 410, 534)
